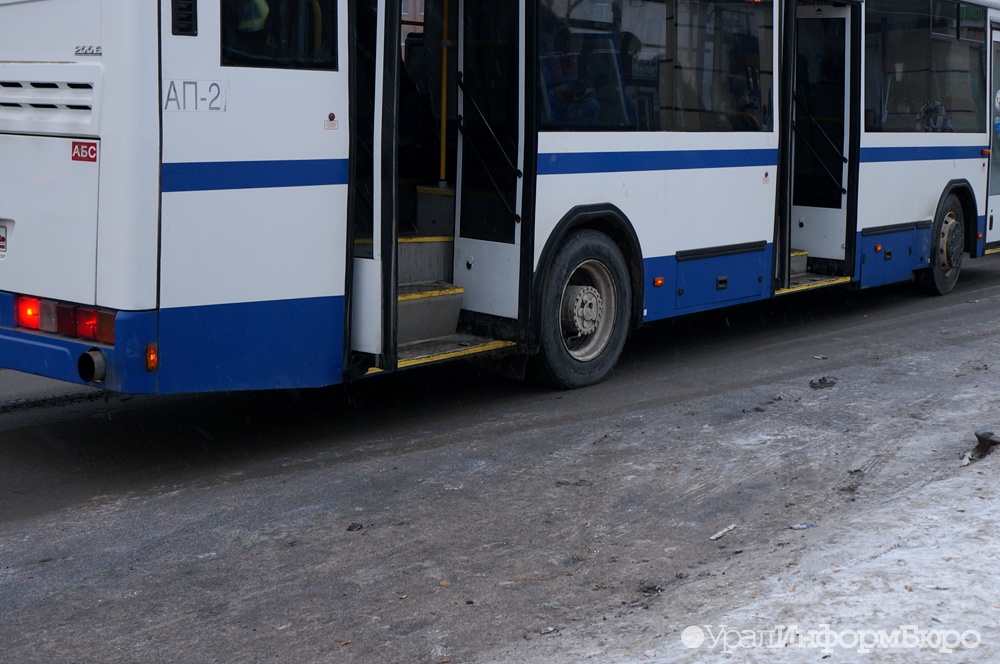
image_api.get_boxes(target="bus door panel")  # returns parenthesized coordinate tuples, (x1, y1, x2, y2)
(349, 0, 385, 356)
(987, 23, 1000, 252)
(453, 0, 524, 320)
(790, 6, 851, 263)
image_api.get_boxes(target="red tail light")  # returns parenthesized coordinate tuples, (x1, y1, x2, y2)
(76, 308, 98, 340)
(16, 297, 40, 329)
(14, 295, 115, 344)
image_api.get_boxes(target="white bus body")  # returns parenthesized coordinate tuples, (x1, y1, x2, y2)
(0, 0, 998, 393)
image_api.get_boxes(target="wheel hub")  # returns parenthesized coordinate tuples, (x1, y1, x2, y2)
(562, 285, 603, 337)
(939, 212, 963, 273)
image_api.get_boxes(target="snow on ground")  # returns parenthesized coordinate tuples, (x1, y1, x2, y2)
(634, 451, 1000, 662)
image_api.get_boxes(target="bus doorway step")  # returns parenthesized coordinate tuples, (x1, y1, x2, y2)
(776, 274, 852, 295)
(397, 334, 516, 369)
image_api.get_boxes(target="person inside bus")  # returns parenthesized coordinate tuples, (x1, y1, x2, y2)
(619, 32, 642, 80)
(538, 3, 600, 126)
(916, 101, 953, 132)
(729, 95, 763, 131)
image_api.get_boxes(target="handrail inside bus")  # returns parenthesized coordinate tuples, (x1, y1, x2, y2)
(793, 90, 849, 166)
(792, 91, 848, 196)
(455, 116, 521, 223)
(439, 0, 450, 186)
(456, 72, 523, 179)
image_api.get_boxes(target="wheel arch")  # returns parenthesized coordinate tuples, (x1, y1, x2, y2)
(529, 204, 644, 348)
(937, 179, 978, 254)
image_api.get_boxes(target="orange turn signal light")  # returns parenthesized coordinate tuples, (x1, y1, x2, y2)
(653, 277, 665, 287)
(145, 343, 158, 372)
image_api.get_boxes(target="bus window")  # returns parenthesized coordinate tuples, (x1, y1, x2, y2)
(221, 0, 338, 71)
(538, 0, 773, 133)
(865, 0, 986, 133)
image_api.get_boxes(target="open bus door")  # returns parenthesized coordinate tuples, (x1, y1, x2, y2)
(778, 3, 859, 293)
(348, 0, 522, 377)
(452, 0, 525, 326)
(987, 20, 1000, 254)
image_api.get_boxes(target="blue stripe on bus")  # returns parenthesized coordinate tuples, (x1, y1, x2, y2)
(859, 145, 986, 162)
(537, 149, 778, 175)
(162, 159, 350, 192)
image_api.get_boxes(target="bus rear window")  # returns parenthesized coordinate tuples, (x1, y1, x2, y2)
(222, 0, 338, 71)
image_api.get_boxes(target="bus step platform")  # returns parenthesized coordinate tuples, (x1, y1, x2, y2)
(399, 234, 454, 283)
(398, 333, 516, 369)
(777, 274, 852, 295)
(398, 280, 463, 344)
(790, 249, 808, 275)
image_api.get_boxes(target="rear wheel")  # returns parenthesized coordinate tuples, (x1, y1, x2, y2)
(532, 230, 631, 388)
(918, 193, 964, 295)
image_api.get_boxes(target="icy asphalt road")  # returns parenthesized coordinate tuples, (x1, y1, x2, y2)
(3, 259, 1000, 663)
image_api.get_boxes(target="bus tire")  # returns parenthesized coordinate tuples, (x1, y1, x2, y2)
(918, 193, 964, 295)
(532, 230, 631, 388)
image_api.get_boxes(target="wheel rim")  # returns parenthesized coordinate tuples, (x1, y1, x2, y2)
(938, 210, 963, 277)
(559, 259, 617, 362)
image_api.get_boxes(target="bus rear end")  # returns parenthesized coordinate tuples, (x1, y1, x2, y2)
(0, 0, 161, 392)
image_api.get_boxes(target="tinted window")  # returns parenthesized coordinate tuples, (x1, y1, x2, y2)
(222, 0, 338, 71)
(538, 0, 774, 132)
(865, 0, 986, 133)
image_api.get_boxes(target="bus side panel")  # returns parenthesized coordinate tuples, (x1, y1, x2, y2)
(96, 0, 161, 312)
(534, 132, 778, 324)
(856, 140, 988, 275)
(158, 0, 350, 393)
(157, 184, 349, 394)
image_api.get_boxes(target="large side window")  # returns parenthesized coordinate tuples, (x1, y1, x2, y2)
(865, 0, 986, 132)
(538, 0, 773, 132)
(222, 0, 338, 71)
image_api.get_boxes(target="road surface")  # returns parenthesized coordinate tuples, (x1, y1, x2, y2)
(3, 259, 1000, 662)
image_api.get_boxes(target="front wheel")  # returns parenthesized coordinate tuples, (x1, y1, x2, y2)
(918, 193, 965, 295)
(532, 230, 632, 388)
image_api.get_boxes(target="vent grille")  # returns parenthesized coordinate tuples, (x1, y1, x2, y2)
(0, 81, 94, 121)
(172, 0, 198, 36)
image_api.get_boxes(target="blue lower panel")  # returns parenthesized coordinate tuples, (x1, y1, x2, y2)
(158, 296, 345, 394)
(974, 215, 987, 258)
(0, 293, 344, 394)
(643, 244, 772, 321)
(858, 228, 930, 289)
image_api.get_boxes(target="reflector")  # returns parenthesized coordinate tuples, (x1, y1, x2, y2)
(38, 300, 59, 332)
(97, 310, 116, 344)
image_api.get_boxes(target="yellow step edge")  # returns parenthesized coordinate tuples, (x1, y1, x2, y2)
(775, 275, 852, 295)
(986, 247, 1000, 255)
(398, 286, 464, 301)
(416, 185, 456, 197)
(790, 250, 808, 257)
(399, 235, 454, 244)
(356, 236, 453, 244)
(398, 340, 516, 369)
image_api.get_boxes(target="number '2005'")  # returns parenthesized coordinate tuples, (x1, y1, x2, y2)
(75, 46, 102, 56)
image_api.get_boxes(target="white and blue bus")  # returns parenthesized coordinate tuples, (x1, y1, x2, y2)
(0, 0, 998, 393)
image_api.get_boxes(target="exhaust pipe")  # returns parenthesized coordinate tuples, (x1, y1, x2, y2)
(78, 349, 107, 383)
